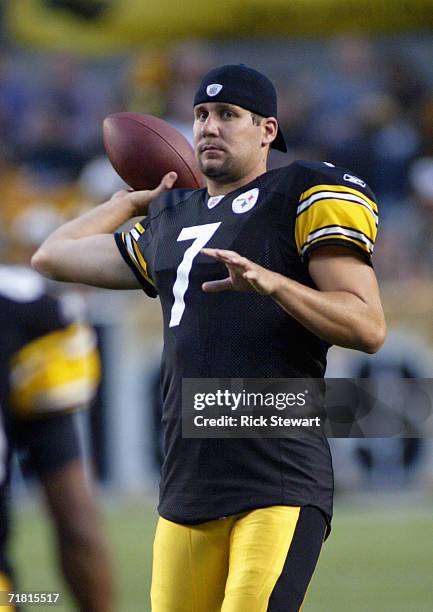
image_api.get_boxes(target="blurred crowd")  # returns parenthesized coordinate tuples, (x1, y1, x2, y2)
(0, 35, 432, 335)
(0, 32, 432, 514)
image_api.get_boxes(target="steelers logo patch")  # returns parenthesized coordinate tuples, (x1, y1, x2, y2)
(232, 188, 259, 214)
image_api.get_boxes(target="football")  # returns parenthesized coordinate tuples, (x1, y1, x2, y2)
(103, 112, 203, 190)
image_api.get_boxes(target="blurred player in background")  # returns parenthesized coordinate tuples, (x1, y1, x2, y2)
(0, 404, 14, 612)
(0, 263, 114, 612)
(32, 64, 386, 611)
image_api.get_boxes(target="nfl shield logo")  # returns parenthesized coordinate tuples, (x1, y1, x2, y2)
(206, 83, 223, 97)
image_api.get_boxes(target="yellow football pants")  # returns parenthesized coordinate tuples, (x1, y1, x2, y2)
(0, 571, 15, 611)
(151, 505, 304, 612)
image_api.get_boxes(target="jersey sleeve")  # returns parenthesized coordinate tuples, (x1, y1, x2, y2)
(3, 277, 101, 418)
(10, 322, 101, 418)
(294, 162, 378, 265)
(114, 221, 158, 298)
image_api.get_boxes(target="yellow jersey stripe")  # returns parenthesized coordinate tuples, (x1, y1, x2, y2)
(297, 192, 378, 224)
(300, 225, 373, 255)
(299, 183, 378, 213)
(121, 232, 156, 288)
(295, 197, 377, 255)
(135, 222, 145, 234)
(301, 233, 372, 257)
(123, 233, 139, 266)
(132, 241, 156, 287)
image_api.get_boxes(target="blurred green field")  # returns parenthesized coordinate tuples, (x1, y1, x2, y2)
(10, 495, 433, 612)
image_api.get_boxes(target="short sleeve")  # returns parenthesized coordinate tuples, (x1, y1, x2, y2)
(294, 170, 378, 265)
(114, 221, 158, 298)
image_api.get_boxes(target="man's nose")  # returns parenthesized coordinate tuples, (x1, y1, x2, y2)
(201, 115, 219, 136)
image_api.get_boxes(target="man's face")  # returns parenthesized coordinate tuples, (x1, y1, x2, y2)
(193, 102, 266, 184)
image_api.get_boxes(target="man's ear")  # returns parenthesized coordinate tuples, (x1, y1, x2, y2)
(262, 117, 278, 148)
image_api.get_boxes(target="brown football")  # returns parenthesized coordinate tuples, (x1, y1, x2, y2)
(103, 112, 203, 190)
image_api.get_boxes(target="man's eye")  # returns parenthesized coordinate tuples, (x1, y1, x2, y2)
(197, 112, 207, 121)
(222, 111, 234, 119)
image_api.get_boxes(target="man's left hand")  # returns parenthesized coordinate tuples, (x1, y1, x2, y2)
(201, 248, 280, 295)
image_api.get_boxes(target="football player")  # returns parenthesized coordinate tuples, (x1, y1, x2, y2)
(32, 64, 386, 611)
(0, 264, 114, 612)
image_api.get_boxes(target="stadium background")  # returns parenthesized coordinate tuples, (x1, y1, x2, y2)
(1, 1, 433, 610)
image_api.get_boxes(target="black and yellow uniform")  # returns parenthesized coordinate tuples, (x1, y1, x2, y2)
(115, 160, 378, 611)
(0, 266, 100, 604)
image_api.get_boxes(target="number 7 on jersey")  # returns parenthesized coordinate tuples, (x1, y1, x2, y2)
(169, 222, 221, 328)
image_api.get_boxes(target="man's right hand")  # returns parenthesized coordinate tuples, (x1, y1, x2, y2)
(116, 171, 178, 217)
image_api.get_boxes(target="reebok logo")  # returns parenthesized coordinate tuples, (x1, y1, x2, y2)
(343, 174, 366, 188)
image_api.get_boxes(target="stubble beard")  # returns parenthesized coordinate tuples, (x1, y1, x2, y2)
(199, 155, 242, 184)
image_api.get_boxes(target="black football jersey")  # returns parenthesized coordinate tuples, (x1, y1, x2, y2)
(115, 161, 379, 526)
(0, 266, 100, 428)
(0, 266, 65, 413)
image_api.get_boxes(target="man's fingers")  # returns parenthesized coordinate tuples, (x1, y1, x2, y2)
(154, 171, 178, 195)
(201, 248, 251, 269)
(127, 172, 178, 213)
(135, 172, 178, 201)
(202, 248, 239, 260)
(130, 172, 178, 199)
(202, 278, 233, 293)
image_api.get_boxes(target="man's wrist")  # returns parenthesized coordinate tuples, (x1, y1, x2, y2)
(268, 271, 286, 298)
(120, 193, 139, 217)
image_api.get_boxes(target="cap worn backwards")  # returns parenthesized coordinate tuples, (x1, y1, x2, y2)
(193, 64, 287, 153)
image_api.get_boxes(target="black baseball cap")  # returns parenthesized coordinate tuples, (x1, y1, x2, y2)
(193, 64, 287, 153)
